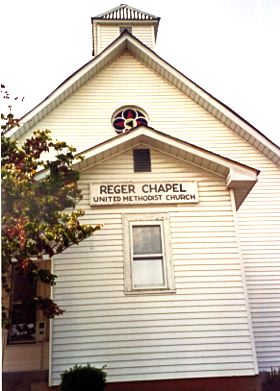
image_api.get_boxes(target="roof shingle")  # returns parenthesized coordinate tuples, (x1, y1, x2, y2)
(92, 4, 160, 21)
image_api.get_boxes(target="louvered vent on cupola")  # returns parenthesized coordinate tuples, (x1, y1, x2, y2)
(91, 4, 160, 55)
(133, 149, 151, 172)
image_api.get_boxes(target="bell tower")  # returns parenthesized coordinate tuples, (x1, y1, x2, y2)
(91, 4, 160, 56)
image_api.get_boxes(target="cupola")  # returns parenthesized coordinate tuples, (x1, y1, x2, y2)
(91, 4, 160, 56)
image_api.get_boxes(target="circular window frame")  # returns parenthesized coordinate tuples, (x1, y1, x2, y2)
(111, 106, 149, 134)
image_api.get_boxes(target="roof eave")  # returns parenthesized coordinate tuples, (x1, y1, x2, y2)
(124, 37, 280, 165)
(6, 32, 280, 167)
(5, 34, 130, 139)
(73, 126, 259, 210)
(35, 126, 259, 210)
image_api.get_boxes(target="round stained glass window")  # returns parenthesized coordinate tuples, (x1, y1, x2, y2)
(112, 108, 148, 134)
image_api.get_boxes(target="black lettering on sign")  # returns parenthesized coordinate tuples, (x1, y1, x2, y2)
(100, 185, 107, 194)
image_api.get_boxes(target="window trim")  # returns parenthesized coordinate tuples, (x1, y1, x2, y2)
(123, 213, 175, 295)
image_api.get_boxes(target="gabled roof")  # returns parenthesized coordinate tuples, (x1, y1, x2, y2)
(6, 30, 280, 167)
(92, 4, 160, 21)
(68, 125, 259, 210)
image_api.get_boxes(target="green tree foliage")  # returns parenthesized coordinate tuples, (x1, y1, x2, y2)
(1, 128, 101, 326)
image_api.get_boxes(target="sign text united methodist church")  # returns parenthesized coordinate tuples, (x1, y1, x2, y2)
(90, 181, 199, 205)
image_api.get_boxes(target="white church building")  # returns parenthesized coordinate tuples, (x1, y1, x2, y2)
(3, 4, 280, 391)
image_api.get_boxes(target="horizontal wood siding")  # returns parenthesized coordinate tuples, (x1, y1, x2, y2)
(3, 342, 49, 372)
(20, 50, 280, 372)
(24, 51, 236, 155)
(132, 25, 155, 49)
(97, 25, 154, 54)
(50, 149, 256, 385)
(98, 25, 120, 54)
(236, 166, 280, 370)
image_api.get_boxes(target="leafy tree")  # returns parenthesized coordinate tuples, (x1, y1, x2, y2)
(1, 114, 100, 328)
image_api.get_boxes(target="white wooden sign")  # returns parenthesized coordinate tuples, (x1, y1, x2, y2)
(90, 181, 199, 206)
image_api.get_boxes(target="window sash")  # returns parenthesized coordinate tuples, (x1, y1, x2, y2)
(130, 221, 166, 289)
(132, 223, 163, 256)
(123, 214, 175, 294)
(133, 258, 164, 288)
(133, 254, 163, 259)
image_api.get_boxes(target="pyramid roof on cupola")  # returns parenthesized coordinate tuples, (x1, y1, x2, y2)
(92, 4, 160, 21)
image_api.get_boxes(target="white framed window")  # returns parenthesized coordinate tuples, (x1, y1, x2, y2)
(123, 214, 175, 294)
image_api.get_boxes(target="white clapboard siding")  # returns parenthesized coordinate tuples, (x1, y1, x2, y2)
(97, 24, 155, 54)
(23, 51, 243, 155)
(50, 148, 257, 385)
(98, 25, 120, 54)
(132, 25, 155, 49)
(234, 165, 280, 370)
(20, 50, 280, 373)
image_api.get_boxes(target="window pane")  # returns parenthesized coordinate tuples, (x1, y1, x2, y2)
(14, 273, 37, 301)
(9, 303, 36, 342)
(133, 258, 164, 287)
(132, 225, 162, 254)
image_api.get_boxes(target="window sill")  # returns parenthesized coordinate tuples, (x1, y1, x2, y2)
(7, 340, 37, 346)
(124, 289, 176, 296)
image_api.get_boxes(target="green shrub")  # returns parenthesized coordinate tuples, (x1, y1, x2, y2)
(262, 368, 280, 391)
(60, 364, 107, 391)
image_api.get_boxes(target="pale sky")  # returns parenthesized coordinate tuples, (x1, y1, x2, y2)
(1, 0, 279, 145)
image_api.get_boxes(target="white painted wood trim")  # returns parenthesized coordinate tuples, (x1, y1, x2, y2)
(6, 33, 280, 166)
(229, 189, 259, 374)
(126, 38, 280, 160)
(75, 127, 258, 176)
(122, 213, 175, 294)
(48, 259, 54, 386)
(96, 24, 101, 55)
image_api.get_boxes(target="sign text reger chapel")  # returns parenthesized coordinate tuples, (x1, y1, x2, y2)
(90, 181, 199, 205)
